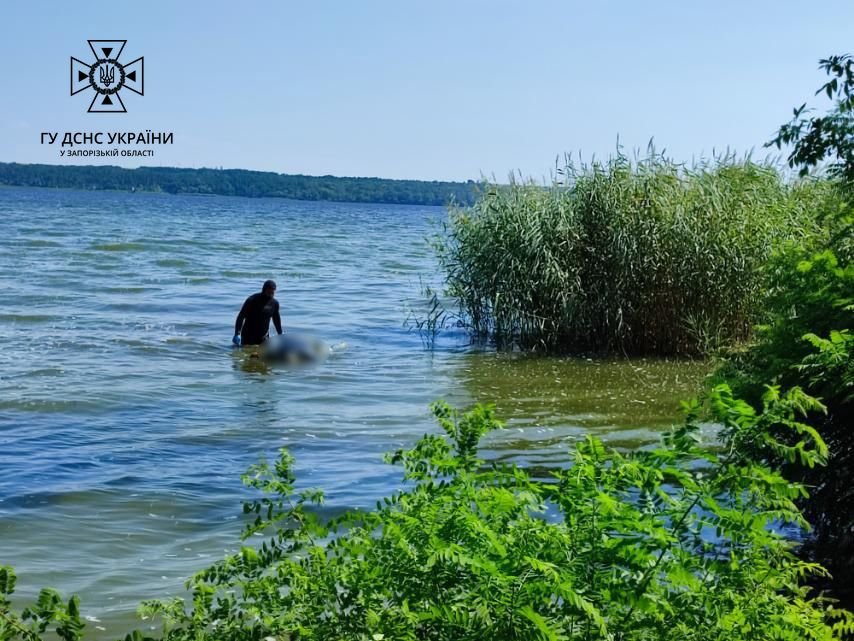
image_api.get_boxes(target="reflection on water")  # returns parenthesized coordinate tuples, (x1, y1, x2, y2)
(0, 187, 709, 638)
(231, 346, 273, 375)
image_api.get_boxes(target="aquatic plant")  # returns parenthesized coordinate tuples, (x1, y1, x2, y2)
(404, 276, 455, 348)
(436, 151, 835, 355)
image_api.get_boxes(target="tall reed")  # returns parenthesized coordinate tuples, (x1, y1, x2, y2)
(437, 151, 833, 355)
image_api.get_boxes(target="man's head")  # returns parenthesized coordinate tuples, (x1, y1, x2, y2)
(262, 279, 277, 297)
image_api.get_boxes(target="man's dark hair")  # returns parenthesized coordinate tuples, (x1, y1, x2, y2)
(262, 279, 277, 292)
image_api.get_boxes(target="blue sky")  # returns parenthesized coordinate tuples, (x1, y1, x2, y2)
(0, 1, 851, 181)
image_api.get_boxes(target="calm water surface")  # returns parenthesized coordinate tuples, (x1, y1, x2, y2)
(0, 187, 709, 637)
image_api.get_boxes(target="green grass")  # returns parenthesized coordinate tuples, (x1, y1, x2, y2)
(437, 150, 839, 355)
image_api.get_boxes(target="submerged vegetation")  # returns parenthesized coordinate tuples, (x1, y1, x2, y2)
(3, 395, 853, 641)
(437, 152, 837, 355)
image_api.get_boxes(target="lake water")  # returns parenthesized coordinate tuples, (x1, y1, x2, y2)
(0, 187, 708, 637)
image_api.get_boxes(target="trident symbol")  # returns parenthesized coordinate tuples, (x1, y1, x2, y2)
(100, 64, 115, 86)
(71, 40, 144, 112)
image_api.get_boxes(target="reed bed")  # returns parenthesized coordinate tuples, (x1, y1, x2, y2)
(437, 152, 832, 355)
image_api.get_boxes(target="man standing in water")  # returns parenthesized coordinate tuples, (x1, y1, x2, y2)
(233, 279, 283, 346)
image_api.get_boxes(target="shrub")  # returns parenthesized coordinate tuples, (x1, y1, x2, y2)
(718, 207, 853, 601)
(719, 53, 854, 606)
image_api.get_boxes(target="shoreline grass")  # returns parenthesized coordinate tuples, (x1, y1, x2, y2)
(437, 151, 840, 356)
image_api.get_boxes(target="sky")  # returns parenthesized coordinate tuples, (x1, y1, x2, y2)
(0, 1, 851, 182)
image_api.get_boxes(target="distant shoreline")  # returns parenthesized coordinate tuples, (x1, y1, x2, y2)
(0, 162, 480, 207)
(0, 183, 453, 208)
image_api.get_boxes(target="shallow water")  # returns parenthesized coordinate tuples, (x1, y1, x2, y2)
(0, 187, 708, 637)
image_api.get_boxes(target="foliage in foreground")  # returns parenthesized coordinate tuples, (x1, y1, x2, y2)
(719, 53, 854, 606)
(437, 152, 833, 355)
(0, 572, 83, 641)
(719, 207, 853, 554)
(6, 391, 852, 641)
(769, 54, 854, 183)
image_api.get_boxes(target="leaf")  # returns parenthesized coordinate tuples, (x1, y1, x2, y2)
(518, 606, 567, 641)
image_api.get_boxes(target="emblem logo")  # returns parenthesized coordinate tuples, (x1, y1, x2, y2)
(70, 40, 144, 113)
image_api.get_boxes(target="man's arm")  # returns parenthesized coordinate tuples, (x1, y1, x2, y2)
(234, 298, 249, 336)
(272, 301, 283, 335)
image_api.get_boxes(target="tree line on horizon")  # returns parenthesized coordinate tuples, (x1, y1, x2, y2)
(0, 162, 480, 207)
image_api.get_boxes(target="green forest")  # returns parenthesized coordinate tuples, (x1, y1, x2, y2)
(0, 163, 479, 206)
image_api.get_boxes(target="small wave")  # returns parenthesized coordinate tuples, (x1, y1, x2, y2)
(18, 367, 64, 377)
(155, 258, 189, 267)
(103, 286, 157, 294)
(220, 270, 270, 278)
(90, 242, 148, 252)
(0, 398, 106, 413)
(15, 239, 63, 247)
(0, 313, 57, 323)
(328, 341, 348, 354)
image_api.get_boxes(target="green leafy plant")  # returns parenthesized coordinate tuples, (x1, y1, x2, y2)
(720, 53, 854, 607)
(0, 566, 84, 641)
(717, 219, 853, 602)
(768, 54, 854, 183)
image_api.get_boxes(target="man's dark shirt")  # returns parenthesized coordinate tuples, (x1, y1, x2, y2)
(235, 293, 282, 345)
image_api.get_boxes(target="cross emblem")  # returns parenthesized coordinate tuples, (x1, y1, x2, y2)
(71, 40, 144, 113)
